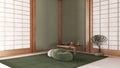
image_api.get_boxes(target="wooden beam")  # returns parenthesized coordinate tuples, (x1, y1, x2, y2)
(86, 0, 91, 52)
(31, 0, 36, 52)
(0, 48, 31, 57)
(32, 0, 36, 52)
(58, 0, 62, 44)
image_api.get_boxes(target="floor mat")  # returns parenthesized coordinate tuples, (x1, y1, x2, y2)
(0, 53, 107, 68)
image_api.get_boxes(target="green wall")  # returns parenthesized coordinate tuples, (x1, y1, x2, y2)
(62, 0, 79, 42)
(36, 0, 58, 51)
(78, 0, 86, 50)
(62, 0, 86, 50)
(36, 0, 86, 51)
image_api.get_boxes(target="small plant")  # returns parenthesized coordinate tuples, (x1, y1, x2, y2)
(91, 35, 107, 53)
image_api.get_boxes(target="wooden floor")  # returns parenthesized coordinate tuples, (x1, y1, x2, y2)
(78, 56, 120, 68)
(0, 63, 10, 68)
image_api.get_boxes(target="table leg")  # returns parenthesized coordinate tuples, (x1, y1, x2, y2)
(73, 48, 77, 54)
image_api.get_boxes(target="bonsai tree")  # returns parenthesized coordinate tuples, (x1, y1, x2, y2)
(91, 35, 107, 53)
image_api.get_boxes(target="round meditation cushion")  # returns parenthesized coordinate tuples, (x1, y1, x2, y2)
(52, 49, 73, 61)
(47, 49, 54, 57)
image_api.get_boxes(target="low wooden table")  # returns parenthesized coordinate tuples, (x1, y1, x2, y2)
(57, 44, 82, 54)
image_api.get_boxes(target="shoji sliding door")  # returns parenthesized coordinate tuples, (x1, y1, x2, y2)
(92, 0, 120, 55)
(0, 0, 33, 57)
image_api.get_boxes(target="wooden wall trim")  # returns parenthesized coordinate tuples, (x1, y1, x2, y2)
(92, 48, 120, 56)
(58, 0, 62, 45)
(90, 0, 93, 53)
(31, 0, 36, 52)
(0, 49, 31, 57)
(86, 0, 90, 52)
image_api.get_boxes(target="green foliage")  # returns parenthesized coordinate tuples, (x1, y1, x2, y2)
(91, 35, 107, 53)
(92, 35, 107, 45)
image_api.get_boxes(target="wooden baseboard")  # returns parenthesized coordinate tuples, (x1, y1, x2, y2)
(91, 48, 120, 56)
(0, 48, 31, 57)
(36, 49, 52, 52)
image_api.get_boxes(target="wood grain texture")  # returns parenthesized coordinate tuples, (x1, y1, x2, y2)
(58, 0, 62, 45)
(0, 48, 31, 57)
(91, 48, 120, 56)
(86, 0, 91, 52)
(31, 0, 36, 52)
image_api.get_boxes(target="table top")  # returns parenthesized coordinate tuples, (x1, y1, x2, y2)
(57, 44, 81, 48)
